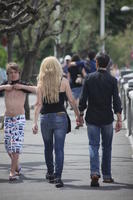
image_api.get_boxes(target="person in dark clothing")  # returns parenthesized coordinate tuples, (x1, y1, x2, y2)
(79, 52, 122, 187)
(87, 51, 96, 73)
(62, 55, 71, 78)
(69, 51, 96, 75)
(68, 54, 86, 129)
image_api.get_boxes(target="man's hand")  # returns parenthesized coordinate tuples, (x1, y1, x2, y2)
(115, 120, 122, 133)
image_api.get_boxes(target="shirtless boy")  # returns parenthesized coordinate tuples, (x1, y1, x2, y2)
(0, 62, 36, 181)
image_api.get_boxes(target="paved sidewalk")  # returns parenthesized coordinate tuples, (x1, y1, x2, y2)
(0, 95, 133, 200)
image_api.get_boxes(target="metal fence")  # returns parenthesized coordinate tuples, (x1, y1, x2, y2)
(119, 70, 133, 137)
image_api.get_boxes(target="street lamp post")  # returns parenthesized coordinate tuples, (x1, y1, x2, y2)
(54, 0, 61, 58)
(100, 0, 105, 53)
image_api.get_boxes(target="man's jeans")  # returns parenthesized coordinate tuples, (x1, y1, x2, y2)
(40, 113, 67, 178)
(87, 123, 113, 179)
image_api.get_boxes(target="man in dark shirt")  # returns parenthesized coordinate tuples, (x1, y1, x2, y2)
(79, 52, 122, 187)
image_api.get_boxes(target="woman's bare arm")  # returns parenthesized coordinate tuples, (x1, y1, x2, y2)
(64, 78, 80, 118)
(32, 87, 43, 134)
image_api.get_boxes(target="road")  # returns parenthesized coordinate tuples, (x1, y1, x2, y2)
(0, 94, 133, 200)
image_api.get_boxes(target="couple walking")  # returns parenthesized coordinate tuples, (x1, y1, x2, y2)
(32, 53, 122, 187)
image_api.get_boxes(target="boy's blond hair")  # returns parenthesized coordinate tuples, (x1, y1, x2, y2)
(6, 62, 20, 75)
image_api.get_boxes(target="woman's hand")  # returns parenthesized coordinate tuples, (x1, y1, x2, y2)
(76, 115, 84, 127)
(32, 124, 38, 134)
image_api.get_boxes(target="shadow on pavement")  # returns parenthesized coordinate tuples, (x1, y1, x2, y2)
(63, 181, 133, 191)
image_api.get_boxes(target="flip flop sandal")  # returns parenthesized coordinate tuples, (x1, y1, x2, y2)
(9, 174, 17, 181)
(15, 166, 22, 176)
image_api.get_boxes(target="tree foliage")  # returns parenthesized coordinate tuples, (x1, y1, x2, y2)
(66, 0, 133, 66)
(1, 0, 133, 68)
(106, 25, 133, 67)
(0, 0, 39, 34)
(59, 0, 99, 57)
(0, 45, 7, 68)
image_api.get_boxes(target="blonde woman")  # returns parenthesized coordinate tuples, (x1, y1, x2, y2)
(32, 56, 81, 188)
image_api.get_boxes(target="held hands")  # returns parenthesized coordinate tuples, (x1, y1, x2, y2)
(32, 124, 38, 134)
(115, 120, 122, 133)
(76, 115, 84, 127)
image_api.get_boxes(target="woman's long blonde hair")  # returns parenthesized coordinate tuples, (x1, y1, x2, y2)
(37, 56, 63, 103)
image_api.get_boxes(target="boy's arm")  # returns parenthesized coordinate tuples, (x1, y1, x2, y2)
(13, 83, 37, 94)
(0, 81, 7, 91)
(0, 82, 13, 92)
(0, 85, 6, 91)
(69, 61, 84, 67)
(21, 84, 37, 94)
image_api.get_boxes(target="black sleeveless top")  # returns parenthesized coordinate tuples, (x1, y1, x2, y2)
(40, 92, 66, 114)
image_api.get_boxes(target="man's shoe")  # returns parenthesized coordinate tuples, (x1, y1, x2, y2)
(55, 178, 64, 188)
(103, 177, 114, 183)
(45, 173, 55, 183)
(90, 175, 100, 187)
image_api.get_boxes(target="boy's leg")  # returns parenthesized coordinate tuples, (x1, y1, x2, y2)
(4, 115, 25, 179)
(10, 153, 19, 176)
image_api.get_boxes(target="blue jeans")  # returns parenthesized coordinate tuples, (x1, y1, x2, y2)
(87, 123, 113, 179)
(40, 112, 67, 178)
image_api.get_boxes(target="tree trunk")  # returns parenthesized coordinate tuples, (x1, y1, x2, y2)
(21, 50, 37, 81)
(22, 50, 37, 119)
(7, 33, 14, 62)
(24, 95, 30, 120)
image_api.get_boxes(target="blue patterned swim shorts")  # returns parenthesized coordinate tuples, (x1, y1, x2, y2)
(4, 115, 26, 154)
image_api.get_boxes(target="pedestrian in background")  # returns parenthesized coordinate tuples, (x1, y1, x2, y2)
(69, 51, 96, 75)
(32, 56, 80, 188)
(79, 52, 122, 187)
(68, 54, 86, 129)
(0, 62, 36, 181)
(110, 64, 120, 82)
(87, 51, 96, 73)
(62, 55, 72, 109)
(62, 55, 71, 78)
